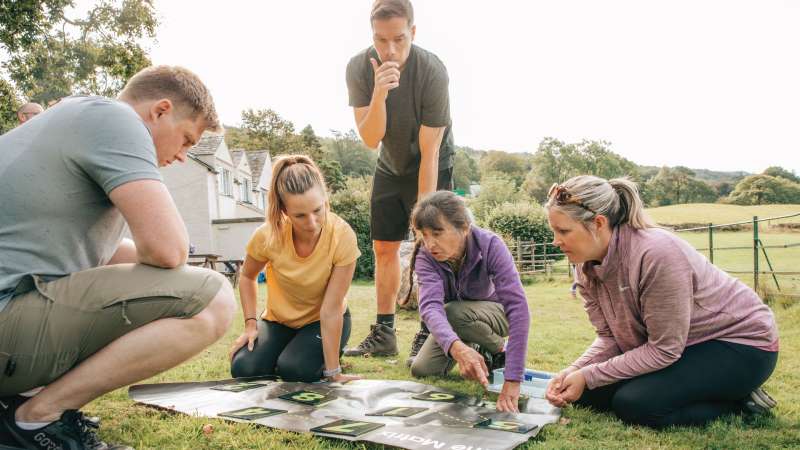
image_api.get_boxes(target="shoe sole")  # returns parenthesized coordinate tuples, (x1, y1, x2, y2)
(751, 388, 777, 409)
(344, 351, 399, 357)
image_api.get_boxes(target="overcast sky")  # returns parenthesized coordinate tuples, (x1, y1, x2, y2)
(137, 0, 798, 174)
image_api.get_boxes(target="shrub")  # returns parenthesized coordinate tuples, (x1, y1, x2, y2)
(330, 176, 374, 279)
(485, 200, 559, 258)
(469, 174, 528, 222)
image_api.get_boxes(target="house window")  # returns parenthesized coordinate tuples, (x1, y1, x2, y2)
(217, 167, 233, 197)
(241, 179, 252, 203)
(257, 191, 265, 210)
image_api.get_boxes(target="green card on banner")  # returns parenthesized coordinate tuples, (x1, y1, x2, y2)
(311, 419, 385, 437)
(218, 407, 286, 420)
(278, 390, 336, 406)
(366, 406, 428, 417)
(210, 382, 265, 393)
(473, 419, 538, 434)
(411, 391, 465, 402)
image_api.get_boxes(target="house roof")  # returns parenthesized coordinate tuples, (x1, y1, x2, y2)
(189, 133, 224, 156)
(188, 154, 217, 173)
(245, 150, 272, 188)
(230, 149, 244, 167)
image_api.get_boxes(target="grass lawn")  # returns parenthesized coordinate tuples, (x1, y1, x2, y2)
(85, 279, 799, 449)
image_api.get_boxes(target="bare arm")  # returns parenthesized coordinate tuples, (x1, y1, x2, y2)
(353, 59, 400, 149)
(417, 124, 446, 200)
(354, 105, 385, 150)
(228, 255, 267, 358)
(106, 238, 138, 265)
(320, 262, 356, 374)
(239, 255, 266, 324)
(108, 179, 189, 268)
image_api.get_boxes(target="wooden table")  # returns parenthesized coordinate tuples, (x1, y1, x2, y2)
(187, 253, 221, 270)
(187, 254, 244, 287)
(219, 259, 244, 288)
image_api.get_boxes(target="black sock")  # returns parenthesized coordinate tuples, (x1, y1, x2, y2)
(377, 314, 395, 329)
(420, 322, 429, 334)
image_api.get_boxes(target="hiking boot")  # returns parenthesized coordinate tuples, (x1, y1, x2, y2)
(343, 323, 398, 357)
(405, 328, 430, 367)
(488, 350, 506, 372)
(743, 387, 778, 415)
(1, 409, 132, 450)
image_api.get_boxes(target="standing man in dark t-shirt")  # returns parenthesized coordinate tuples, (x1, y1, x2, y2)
(343, 0, 454, 363)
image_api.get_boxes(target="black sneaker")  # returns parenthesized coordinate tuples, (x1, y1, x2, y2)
(0, 396, 25, 448)
(405, 329, 430, 367)
(1, 409, 132, 450)
(343, 323, 398, 357)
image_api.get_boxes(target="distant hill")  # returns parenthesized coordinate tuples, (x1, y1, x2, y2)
(220, 127, 754, 187)
(638, 165, 750, 184)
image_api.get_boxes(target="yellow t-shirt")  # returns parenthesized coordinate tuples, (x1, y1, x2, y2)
(245, 211, 360, 329)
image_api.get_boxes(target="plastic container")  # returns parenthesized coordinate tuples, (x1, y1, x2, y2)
(488, 368, 553, 398)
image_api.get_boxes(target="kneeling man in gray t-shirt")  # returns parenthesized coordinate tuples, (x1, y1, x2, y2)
(0, 66, 236, 450)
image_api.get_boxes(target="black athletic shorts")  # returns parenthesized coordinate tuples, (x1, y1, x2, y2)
(370, 167, 454, 242)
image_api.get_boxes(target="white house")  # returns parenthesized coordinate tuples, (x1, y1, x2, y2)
(160, 132, 272, 260)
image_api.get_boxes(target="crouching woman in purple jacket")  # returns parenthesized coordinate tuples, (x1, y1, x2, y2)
(544, 175, 779, 428)
(408, 191, 530, 413)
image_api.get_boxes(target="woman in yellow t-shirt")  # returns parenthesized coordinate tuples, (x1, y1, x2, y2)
(229, 155, 361, 382)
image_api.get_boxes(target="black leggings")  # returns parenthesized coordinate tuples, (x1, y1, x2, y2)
(230, 310, 351, 382)
(576, 340, 777, 428)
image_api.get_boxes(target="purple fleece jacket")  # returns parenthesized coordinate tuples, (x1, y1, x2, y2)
(414, 225, 531, 381)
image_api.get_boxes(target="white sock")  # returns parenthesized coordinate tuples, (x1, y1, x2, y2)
(19, 386, 44, 397)
(16, 419, 53, 430)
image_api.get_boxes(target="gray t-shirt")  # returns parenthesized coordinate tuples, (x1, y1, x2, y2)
(0, 96, 162, 312)
(346, 44, 454, 177)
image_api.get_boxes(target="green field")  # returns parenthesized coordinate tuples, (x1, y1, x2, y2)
(83, 281, 799, 449)
(646, 204, 800, 227)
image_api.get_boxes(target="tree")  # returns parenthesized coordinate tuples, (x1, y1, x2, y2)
(728, 175, 800, 205)
(0, 78, 21, 133)
(324, 129, 377, 177)
(0, 1, 72, 52)
(239, 108, 297, 155)
(522, 138, 639, 201)
(478, 150, 531, 188)
(299, 124, 324, 160)
(763, 166, 799, 184)
(452, 148, 480, 191)
(330, 176, 374, 279)
(646, 166, 717, 206)
(1, 0, 157, 104)
(714, 181, 735, 198)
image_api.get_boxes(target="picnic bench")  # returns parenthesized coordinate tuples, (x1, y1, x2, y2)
(187, 253, 243, 287)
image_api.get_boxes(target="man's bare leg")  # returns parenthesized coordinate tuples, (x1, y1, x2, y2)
(374, 240, 401, 316)
(15, 279, 235, 423)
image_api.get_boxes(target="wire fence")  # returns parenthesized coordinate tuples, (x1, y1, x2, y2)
(510, 212, 800, 300)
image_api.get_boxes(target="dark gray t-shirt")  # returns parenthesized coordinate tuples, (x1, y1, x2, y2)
(346, 44, 454, 177)
(0, 96, 162, 312)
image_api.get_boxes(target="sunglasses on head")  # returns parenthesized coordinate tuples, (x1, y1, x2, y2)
(548, 183, 597, 215)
